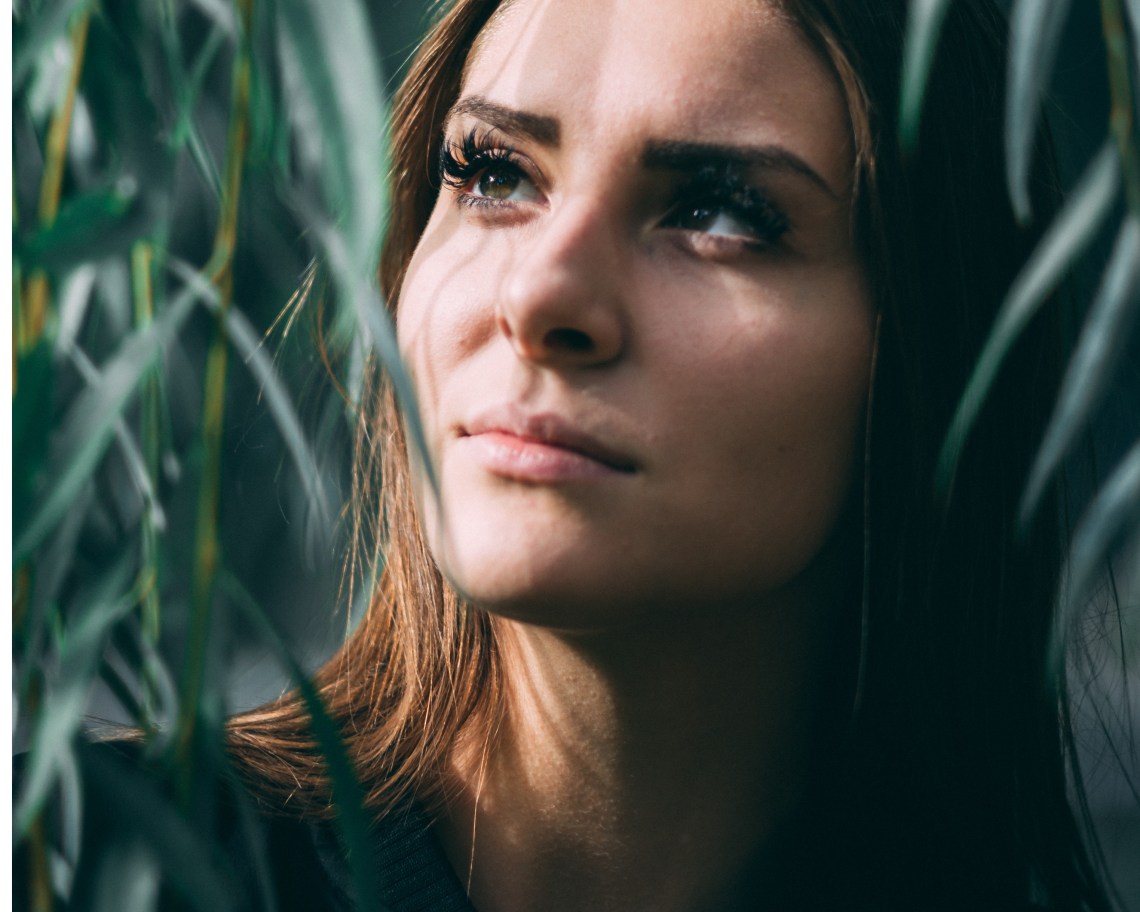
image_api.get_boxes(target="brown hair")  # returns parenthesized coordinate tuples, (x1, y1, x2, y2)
(228, 1, 1111, 907)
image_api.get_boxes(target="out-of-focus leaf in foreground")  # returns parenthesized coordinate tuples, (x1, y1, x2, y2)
(1022, 215, 1140, 522)
(937, 142, 1122, 491)
(899, 0, 953, 152)
(70, 742, 241, 912)
(1005, 0, 1074, 222)
(14, 554, 135, 837)
(275, 0, 386, 272)
(222, 571, 389, 912)
(13, 280, 198, 562)
(12, 0, 95, 89)
(170, 258, 335, 535)
(274, 0, 436, 491)
(1056, 440, 1140, 666)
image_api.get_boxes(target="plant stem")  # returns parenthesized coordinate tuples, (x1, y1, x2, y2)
(21, 10, 91, 353)
(131, 240, 164, 721)
(28, 813, 53, 912)
(174, 0, 254, 791)
(1101, 0, 1140, 214)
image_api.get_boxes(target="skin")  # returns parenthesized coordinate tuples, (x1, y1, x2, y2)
(396, 0, 874, 907)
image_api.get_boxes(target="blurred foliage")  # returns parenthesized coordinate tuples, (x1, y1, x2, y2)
(12, 0, 429, 907)
(9, 0, 1140, 909)
(907, 0, 1140, 653)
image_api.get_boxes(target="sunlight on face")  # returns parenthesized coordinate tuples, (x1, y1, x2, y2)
(398, 0, 874, 628)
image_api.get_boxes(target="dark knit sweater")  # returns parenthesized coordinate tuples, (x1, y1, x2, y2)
(16, 740, 1062, 911)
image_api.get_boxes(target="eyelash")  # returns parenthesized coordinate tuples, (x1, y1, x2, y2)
(437, 130, 790, 250)
(664, 165, 790, 251)
(438, 128, 533, 207)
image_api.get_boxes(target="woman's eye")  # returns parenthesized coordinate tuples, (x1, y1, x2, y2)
(668, 205, 761, 241)
(661, 174, 789, 250)
(470, 163, 539, 203)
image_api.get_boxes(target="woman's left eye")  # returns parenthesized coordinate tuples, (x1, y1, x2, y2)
(661, 174, 789, 250)
(666, 205, 766, 241)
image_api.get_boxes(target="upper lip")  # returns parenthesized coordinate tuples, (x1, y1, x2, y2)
(461, 406, 639, 473)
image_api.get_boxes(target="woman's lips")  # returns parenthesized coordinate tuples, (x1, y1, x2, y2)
(458, 411, 637, 482)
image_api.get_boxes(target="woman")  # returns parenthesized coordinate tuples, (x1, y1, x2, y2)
(224, 0, 1112, 909)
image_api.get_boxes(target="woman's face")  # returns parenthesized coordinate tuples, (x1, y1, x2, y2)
(398, 0, 874, 629)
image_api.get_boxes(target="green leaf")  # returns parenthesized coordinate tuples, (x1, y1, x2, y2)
(1021, 215, 1140, 523)
(14, 554, 136, 837)
(312, 222, 437, 494)
(1005, 0, 1074, 222)
(168, 259, 335, 536)
(899, 0, 953, 152)
(56, 264, 97, 359)
(184, 0, 238, 36)
(275, 0, 387, 272)
(13, 338, 57, 534)
(12, 0, 95, 90)
(18, 185, 153, 274)
(13, 278, 200, 562)
(1128, 0, 1140, 89)
(937, 142, 1121, 491)
(81, 16, 175, 194)
(15, 486, 94, 709)
(64, 344, 165, 532)
(171, 25, 230, 198)
(74, 742, 241, 912)
(220, 571, 391, 912)
(1057, 440, 1140, 662)
(85, 837, 163, 912)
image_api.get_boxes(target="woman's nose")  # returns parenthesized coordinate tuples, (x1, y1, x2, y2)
(496, 202, 626, 369)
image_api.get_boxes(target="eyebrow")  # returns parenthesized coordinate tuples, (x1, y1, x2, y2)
(445, 97, 840, 200)
(643, 140, 840, 200)
(447, 96, 561, 146)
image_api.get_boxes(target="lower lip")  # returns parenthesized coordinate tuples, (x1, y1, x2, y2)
(459, 432, 628, 482)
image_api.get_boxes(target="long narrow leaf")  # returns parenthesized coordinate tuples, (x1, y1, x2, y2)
(275, 0, 387, 270)
(56, 264, 97, 358)
(217, 302, 335, 533)
(220, 571, 389, 912)
(1005, 0, 1074, 222)
(65, 345, 166, 532)
(13, 277, 199, 561)
(168, 258, 335, 531)
(311, 219, 437, 493)
(15, 554, 136, 837)
(16, 486, 94, 706)
(12, 0, 95, 89)
(1058, 441, 1140, 658)
(937, 143, 1122, 490)
(74, 742, 240, 912)
(899, 0, 953, 152)
(1128, 0, 1140, 90)
(1022, 215, 1140, 522)
(19, 185, 153, 274)
(86, 837, 163, 912)
(184, 0, 238, 36)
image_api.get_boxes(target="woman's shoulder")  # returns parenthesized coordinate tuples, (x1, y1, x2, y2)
(15, 737, 473, 912)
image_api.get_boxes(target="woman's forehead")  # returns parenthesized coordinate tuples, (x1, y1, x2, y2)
(459, 0, 853, 196)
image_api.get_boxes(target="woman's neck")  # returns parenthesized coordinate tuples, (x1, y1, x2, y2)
(436, 585, 843, 912)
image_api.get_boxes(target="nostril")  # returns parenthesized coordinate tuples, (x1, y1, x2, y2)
(544, 327, 594, 353)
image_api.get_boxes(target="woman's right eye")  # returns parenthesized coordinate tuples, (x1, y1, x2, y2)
(468, 162, 539, 204)
(439, 130, 540, 208)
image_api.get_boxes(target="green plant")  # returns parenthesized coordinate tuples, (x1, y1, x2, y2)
(12, 0, 415, 907)
(906, 0, 1140, 644)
